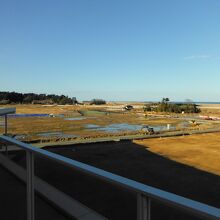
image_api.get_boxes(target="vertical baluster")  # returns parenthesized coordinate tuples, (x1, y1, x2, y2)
(137, 193, 151, 220)
(26, 151, 35, 220)
(4, 115, 7, 135)
(5, 144, 8, 157)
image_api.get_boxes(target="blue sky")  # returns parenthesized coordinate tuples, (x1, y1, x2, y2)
(0, 0, 220, 101)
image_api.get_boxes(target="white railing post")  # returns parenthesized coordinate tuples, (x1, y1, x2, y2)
(137, 194, 151, 220)
(26, 151, 35, 220)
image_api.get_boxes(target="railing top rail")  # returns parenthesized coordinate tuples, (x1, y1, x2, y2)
(0, 108, 16, 116)
(0, 135, 220, 220)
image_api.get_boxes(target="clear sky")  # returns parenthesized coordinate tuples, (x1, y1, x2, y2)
(0, 0, 220, 101)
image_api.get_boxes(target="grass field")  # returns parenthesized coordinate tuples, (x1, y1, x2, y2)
(0, 104, 187, 139)
(135, 132, 220, 175)
(14, 139, 219, 220)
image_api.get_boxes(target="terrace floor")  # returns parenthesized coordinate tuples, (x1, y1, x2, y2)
(1, 139, 220, 220)
(0, 165, 70, 220)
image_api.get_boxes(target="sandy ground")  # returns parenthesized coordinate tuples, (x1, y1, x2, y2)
(135, 132, 220, 175)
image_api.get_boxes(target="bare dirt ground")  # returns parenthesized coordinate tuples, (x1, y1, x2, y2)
(135, 132, 220, 175)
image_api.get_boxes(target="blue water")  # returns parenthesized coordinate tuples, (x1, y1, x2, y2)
(86, 124, 101, 129)
(64, 116, 96, 121)
(111, 101, 220, 104)
(8, 114, 50, 118)
(85, 123, 177, 133)
(65, 117, 86, 121)
(174, 102, 220, 105)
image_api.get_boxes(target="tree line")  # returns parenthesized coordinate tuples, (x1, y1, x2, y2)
(144, 98, 201, 113)
(0, 91, 78, 105)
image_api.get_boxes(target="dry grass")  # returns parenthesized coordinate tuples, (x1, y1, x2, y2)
(200, 104, 220, 116)
(0, 104, 219, 142)
(0, 104, 182, 137)
(134, 132, 220, 175)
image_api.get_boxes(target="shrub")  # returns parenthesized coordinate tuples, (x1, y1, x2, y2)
(90, 99, 106, 105)
(144, 99, 200, 113)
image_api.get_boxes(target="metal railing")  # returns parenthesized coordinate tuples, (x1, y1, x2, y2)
(0, 108, 16, 135)
(0, 135, 220, 220)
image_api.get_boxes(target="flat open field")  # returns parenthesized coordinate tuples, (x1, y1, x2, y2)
(0, 104, 199, 142)
(200, 103, 220, 116)
(135, 132, 220, 175)
(1, 104, 220, 219)
(10, 138, 220, 220)
(1, 104, 220, 146)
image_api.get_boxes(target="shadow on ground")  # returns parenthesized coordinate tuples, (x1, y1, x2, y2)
(0, 165, 71, 220)
(5, 140, 220, 220)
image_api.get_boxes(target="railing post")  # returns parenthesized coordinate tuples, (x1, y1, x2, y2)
(26, 151, 35, 220)
(5, 144, 8, 157)
(137, 193, 151, 220)
(4, 115, 7, 135)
